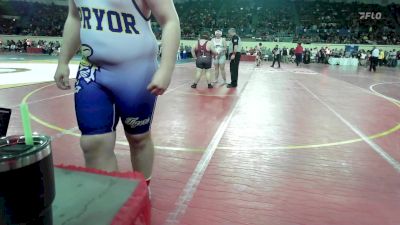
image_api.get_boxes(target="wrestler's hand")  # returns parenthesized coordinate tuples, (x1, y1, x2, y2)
(147, 68, 172, 96)
(54, 63, 71, 90)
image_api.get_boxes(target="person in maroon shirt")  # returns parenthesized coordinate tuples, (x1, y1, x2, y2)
(295, 43, 304, 67)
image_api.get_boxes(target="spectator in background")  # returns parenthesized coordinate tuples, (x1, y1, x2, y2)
(295, 43, 303, 66)
(255, 43, 262, 67)
(311, 48, 318, 62)
(271, 44, 282, 68)
(17, 40, 23, 52)
(303, 48, 311, 64)
(384, 50, 389, 66)
(359, 50, 367, 66)
(317, 47, 325, 63)
(370, 46, 379, 72)
(282, 46, 288, 63)
(289, 47, 295, 62)
(185, 45, 192, 58)
(325, 47, 331, 63)
(176, 48, 181, 60)
(239, 47, 245, 54)
(366, 50, 372, 68)
(389, 49, 397, 67)
(23, 40, 28, 52)
(378, 49, 385, 66)
(1, 0, 400, 45)
(266, 48, 272, 61)
(397, 50, 400, 63)
(26, 39, 32, 47)
(179, 43, 184, 59)
(10, 40, 16, 52)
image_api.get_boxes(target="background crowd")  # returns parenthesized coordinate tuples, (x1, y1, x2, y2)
(170, 42, 400, 68)
(0, 0, 399, 45)
(242, 45, 400, 67)
(0, 38, 61, 55)
(0, 2, 64, 36)
(0, 0, 399, 67)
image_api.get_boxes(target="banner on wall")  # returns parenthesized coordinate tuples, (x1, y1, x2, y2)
(345, 45, 359, 54)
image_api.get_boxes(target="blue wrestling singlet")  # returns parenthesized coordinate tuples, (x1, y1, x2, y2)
(73, 0, 159, 135)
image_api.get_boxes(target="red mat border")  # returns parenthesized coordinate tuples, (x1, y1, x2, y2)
(56, 165, 151, 225)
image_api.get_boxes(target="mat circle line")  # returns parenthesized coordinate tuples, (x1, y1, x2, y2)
(21, 82, 400, 151)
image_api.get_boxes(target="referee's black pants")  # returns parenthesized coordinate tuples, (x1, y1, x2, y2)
(230, 53, 241, 86)
(271, 55, 281, 67)
(369, 57, 378, 72)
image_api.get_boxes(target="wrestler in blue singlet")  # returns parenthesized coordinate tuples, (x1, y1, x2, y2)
(73, 0, 158, 135)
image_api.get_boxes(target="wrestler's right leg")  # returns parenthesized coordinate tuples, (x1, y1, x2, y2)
(191, 68, 203, 88)
(219, 56, 227, 83)
(206, 69, 213, 88)
(214, 63, 220, 82)
(81, 133, 118, 171)
(75, 72, 119, 171)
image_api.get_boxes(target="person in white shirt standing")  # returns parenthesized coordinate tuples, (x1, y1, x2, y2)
(255, 43, 263, 67)
(211, 30, 227, 84)
(370, 46, 379, 72)
(389, 49, 397, 67)
(360, 50, 367, 67)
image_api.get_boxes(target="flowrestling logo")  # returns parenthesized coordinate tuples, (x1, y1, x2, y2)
(125, 117, 151, 128)
(359, 12, 382, 20)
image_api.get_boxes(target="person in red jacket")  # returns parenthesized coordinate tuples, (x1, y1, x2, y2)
(295, 43, 303, 66)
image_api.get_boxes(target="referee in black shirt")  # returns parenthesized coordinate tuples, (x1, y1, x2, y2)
(227, 28, 241, 88)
